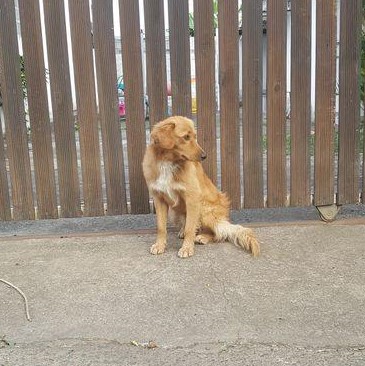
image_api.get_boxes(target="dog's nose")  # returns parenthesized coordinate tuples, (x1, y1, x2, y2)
(201, 151, 207, 161)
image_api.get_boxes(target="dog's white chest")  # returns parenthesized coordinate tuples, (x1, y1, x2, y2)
(153, 162, 176, 191)
(150, 162, 184, 204)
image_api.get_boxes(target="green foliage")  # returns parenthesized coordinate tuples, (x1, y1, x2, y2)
(19, 55, 49, 98)
(212, 0, 218, 29)
(188, 0, 232, 36)
(188, 12, 194, 37)
(19, 55, 27, 98)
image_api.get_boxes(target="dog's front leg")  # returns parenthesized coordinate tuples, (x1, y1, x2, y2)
(178, 195, 200, 258)
(150, 194, 168, 255)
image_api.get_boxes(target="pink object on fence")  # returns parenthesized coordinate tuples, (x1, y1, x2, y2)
(119, 101, 126, 117)
(167, 82, 172, 96)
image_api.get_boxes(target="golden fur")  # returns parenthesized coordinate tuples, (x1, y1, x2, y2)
(142, 116, 260, 258)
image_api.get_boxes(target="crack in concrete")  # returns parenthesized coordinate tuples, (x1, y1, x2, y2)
(2, 337, 364, 354)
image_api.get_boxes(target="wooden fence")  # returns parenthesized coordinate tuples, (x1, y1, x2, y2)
(0, 0, 363, 220)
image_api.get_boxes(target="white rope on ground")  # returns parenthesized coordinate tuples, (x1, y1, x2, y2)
(0, 279, 31, 321)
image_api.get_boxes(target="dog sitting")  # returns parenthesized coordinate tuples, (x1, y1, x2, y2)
(142, 116, 260, 258)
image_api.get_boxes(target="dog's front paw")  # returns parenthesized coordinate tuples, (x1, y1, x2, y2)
(150, 243, 166, 255)
(178, 244, 194, 258)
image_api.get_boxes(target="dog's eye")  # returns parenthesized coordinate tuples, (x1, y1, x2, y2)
(184, 135, 190, 141)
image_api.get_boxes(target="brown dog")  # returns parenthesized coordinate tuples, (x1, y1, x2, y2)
(142, 116, 260, 258)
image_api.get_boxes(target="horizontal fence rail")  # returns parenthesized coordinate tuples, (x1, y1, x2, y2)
(0, 0, 363, 220)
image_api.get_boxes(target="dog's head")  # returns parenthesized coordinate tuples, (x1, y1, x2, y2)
(151, 116, 207, 162)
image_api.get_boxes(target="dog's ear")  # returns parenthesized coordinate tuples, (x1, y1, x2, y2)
(151, 122, 175, 149)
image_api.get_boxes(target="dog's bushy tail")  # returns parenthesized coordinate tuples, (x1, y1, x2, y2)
(215, 221, 260, 257)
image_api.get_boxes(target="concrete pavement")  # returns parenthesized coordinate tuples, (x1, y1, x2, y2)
(0, 215, 365, 365)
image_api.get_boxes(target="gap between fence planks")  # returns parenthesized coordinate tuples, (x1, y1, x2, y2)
(0, 123, 11, 220)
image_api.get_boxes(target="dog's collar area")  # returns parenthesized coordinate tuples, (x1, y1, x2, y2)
(158, 161, 179, 172)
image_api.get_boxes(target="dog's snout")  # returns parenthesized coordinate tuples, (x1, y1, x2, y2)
(201, 151, 207, 161)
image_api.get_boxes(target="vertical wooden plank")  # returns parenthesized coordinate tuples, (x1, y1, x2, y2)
(18, 0, 58, 219)
(119, 0, 150, 213)
(43, 0, 81, 218)
(218, 0, 240, 208)
(93, 0, 127, 215)
(242, 0, 264, 208)
(337, 0, 362, 204)
(290, 0, 311, 206)
(0, 124, 11, 220)
(0, 0, 35, 220)
(194, 0, 217, 183)
(314, 1, 336, 206)
(168, 0, 192, 117)
(69, 0, 104, 216)
(363, 114, 365, 203)
(0, 56, 11, 220)
(144, 0, 168, 126)
(266, 0, 287, 207)
(360, 63, 365, 204)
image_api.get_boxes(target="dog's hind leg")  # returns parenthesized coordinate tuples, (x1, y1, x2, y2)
(169, 205, 186, 239)
(171, 213, 185, 238)
(150, 194, 169, 255)
(177, 214, 186, 239)
(195, 233, 214, 245)
(178, 196, 200, 258)
(178, 226, 185, 239)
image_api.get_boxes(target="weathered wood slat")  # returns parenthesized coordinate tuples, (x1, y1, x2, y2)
(242, 0, 264, 208)
(290, 0, 311, 206)
(144, 0, 168, 126)
(0, 125, 11, 220)
(337, 0, 362, 204)
(314, 1, 336, 206)
(43, 0, 81, 218)
(266, 0, 287, 207)
(0, 0, 34, 220)
(119, 0, 150, 213)
(93, 0, 127, 215)
(218, 0, 240, 208)
(168, 0, 192, 118)
(363, 130, 365, 203)
(194, 0, 217, 183)
(19, 0, 58, 219)
(69, 0, 104, 216)
(43, 0, 81, 217)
